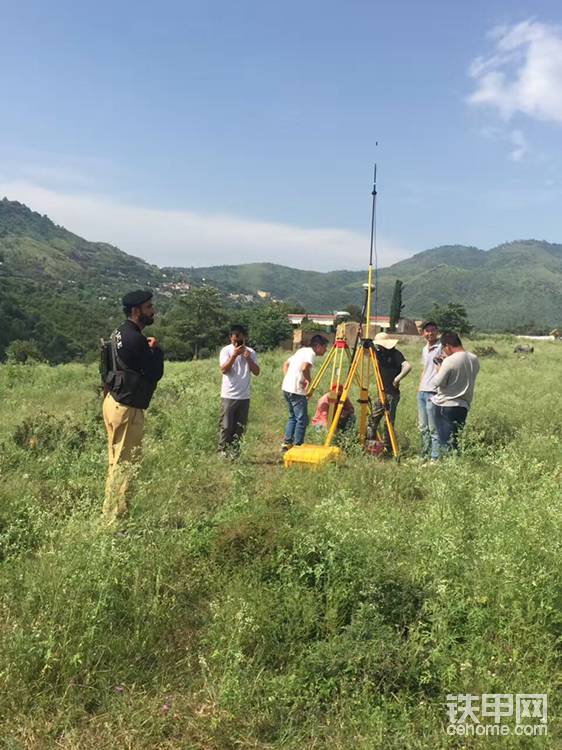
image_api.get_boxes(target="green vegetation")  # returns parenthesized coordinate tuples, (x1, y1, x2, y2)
(1, 337, 560, 748)
(3, 198, 562, 365)
(0, 198, 164, 289)
(0, 198, 164, 363)
(183, 261, 368, 313)
(5, 339, 45, 364)
(156, 291, 293, 359)
(0, 200, 292, 362)
(156, 287, 228, 360)
(236, 303, 293, 351)
(383, 240, 562, 331)
(425, 302, 473, 335)
(389, 279, 404, 331)
(177, 240, 562, 331)
(344, 303, 363, 322)
(0, 192, 337, 363)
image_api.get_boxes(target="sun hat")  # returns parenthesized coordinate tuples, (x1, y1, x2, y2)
(374, 331, 399, 349)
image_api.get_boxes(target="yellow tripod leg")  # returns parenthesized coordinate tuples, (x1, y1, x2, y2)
(327, 344, 346, 426)
(345, 345, 365, 394)
(326, 345, 340, 425)
(324, 346, 362, 447)
(358, 349, 370, 444)
(307, 343, 336, 400)
(329, 343, 339, 387)
(368, 347, 399, 458)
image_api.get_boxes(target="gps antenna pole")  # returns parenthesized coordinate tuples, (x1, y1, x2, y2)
(365, 163, 377, 339)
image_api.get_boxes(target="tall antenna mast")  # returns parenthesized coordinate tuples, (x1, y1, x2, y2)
(365, 159, 377, 340)
(283, 154, 400, 467)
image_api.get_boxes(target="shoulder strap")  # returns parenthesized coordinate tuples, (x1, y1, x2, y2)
(110, 330, 129, 371)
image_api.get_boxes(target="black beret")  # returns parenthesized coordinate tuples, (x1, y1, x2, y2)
(122, 289, 153, 307)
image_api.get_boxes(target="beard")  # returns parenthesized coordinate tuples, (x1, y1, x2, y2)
(140, 313, 154, 326)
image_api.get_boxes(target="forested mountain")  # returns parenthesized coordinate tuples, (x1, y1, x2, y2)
(189, 239, 562, 330)
(381, 240, 562, 330)
(0, 199, 169, 362)
(1, 197, 561, 363)
(0, 198, 164, 289)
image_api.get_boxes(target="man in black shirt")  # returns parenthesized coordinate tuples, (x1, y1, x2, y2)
(367, 332, 411, 453)
(102, 289, 164, 525)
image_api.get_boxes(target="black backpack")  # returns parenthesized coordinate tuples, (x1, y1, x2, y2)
(100, 333, 116, 391)
(99, 331, 146, 402)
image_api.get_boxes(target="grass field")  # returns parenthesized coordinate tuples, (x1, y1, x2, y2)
(0, 337, 561, 749)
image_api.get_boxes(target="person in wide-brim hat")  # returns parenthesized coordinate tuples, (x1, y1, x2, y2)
(374, 331, 400, 349)
(369, 330, 411, 454)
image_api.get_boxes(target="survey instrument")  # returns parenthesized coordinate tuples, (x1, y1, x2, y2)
(284, 165, 399, 468)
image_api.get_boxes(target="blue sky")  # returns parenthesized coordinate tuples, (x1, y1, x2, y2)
(1, 0, 561, 270)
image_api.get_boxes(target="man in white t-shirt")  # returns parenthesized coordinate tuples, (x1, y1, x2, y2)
(218, 325, 260, 456)
(432, 330, 480, 454)
(417, 320, 442, 461)
(281, 334, 329, 451)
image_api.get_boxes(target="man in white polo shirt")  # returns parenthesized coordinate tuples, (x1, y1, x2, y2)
(218, 324, 260, 456)
(281, 334, 328, 451)
(418, 320, 442, 461)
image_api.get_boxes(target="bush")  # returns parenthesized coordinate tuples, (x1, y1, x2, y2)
(473, 345, 499, 357)
(5, 339, 44, 364)
(13, 411, 88, 452)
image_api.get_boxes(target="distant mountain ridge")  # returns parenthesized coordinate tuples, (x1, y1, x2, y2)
(187, 239, 562, 329)
(1, 198, 562, 349)
(384, 239, 562, 329)
(0, 198, 164, 291)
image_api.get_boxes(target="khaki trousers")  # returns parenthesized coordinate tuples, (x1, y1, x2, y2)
(102, 394, 145, 525)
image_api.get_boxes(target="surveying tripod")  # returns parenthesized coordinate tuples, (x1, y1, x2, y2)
(283, 164, 399, 468)
(323, 334, 399, 456)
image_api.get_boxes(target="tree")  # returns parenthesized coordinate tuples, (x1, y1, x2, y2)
(159, 287, 228, 360)
(5, 339, 44, 364)
(345, 304, 363, 322)
(243, 303, 293, 351)
(426, 302, 472, 335)
(284, 299, 306, 314)
(389, 280, 404, 331)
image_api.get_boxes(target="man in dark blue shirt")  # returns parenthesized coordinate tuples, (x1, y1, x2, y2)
(102, 289, 164, 526)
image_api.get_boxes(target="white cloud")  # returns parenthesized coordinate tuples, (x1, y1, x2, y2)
(0, 180, 410, 271)
(477, 124, 528, 160)
(468, 19, 562, 124)
(508, 129, 527, 161)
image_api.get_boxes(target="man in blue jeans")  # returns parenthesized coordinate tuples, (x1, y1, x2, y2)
(417, 321, 442, 461)
(281, 334, 329, 452)
(433, 331, 480, 454)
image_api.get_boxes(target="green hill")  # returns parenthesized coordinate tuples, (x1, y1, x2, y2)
(189, 239, 562, 330)
(0, 199, 170, 362)
(2, 197, 562, 363)
(382, 240, 562, 330)
(175, 262, 367, 311)
(0, 198, 164, 289)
